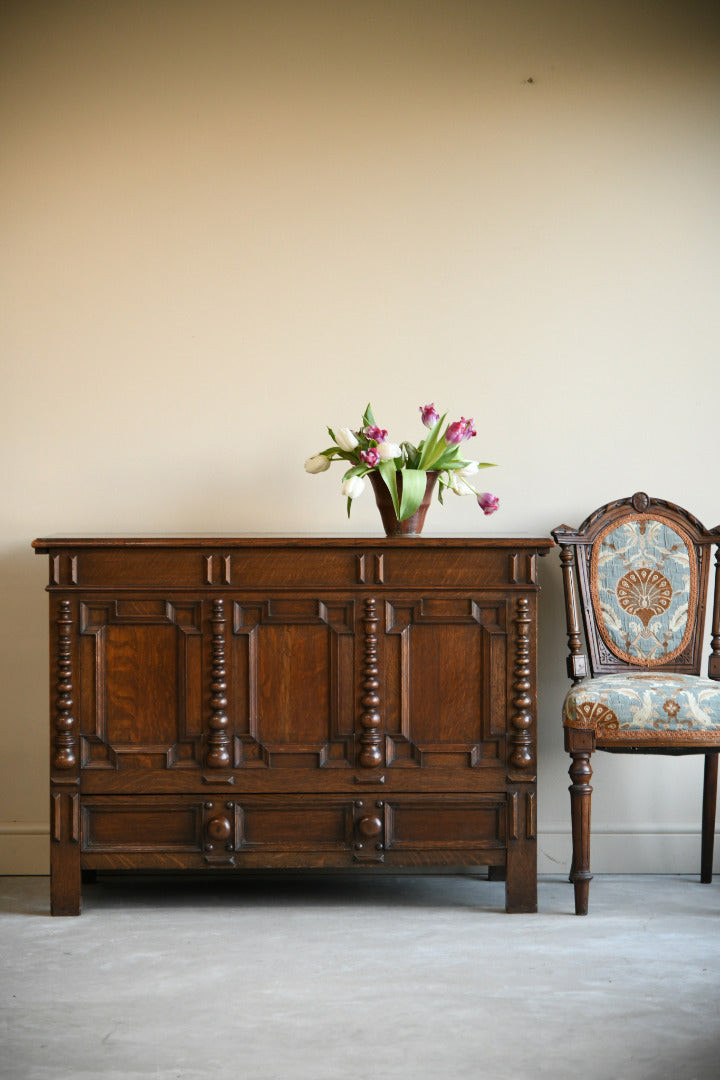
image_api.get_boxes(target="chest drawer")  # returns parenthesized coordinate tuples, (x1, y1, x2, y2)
(80, 793, 509, 867)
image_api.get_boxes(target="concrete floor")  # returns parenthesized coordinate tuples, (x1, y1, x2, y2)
(1, 873, 719, 1080)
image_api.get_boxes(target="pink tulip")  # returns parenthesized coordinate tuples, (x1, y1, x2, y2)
(477, 492, 499, 516)
(360, 448, 380, 467)
(364, 425, 388, 443)
(446, 417, 476, 444)
(419, 403, 440, 428)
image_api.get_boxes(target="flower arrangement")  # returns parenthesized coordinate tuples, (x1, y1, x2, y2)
(305, 402, 499, 522)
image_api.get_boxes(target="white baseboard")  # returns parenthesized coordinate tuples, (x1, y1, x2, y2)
(538, 823, 717, 875)
(0, 822, 716, 877)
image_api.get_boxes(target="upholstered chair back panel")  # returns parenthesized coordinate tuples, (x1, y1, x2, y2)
(590, 515, 697, 667)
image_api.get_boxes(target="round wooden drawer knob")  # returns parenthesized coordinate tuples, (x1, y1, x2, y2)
(357, 815, 383, 839)
(206, 815, 232, 842)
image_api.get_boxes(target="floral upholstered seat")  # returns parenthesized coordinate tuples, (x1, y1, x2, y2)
(564, 672, 720, 741)
(552, 492, 720, 914)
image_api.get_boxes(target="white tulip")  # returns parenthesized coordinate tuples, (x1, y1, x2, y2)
(456, 460, 480, 479)
(304, 454, 331, 474)
(342, 475, 366, 499)
(447, 472, 475, 496)
(335, 427, 359, 452)
(376, 441, 402, 461)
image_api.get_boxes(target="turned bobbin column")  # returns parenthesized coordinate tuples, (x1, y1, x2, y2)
(206, 598, 231, 768)
(50, 597, 81, 915)
(358, 597, 383, 769)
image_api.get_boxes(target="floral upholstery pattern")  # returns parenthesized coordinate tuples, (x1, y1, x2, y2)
(563, 672, 720, 741)
(590, 516, 697, 666)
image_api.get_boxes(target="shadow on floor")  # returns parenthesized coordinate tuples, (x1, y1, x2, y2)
(1, 868, 513, 917)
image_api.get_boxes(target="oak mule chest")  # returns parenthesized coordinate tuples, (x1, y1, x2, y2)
(33, 535, 552, 915)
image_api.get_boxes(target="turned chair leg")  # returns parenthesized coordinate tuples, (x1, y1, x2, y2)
(701, 751, 718, 884)
(568, 750, 593, 915)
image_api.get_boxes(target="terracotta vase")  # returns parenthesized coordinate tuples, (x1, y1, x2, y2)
(368, 470, 439, 537)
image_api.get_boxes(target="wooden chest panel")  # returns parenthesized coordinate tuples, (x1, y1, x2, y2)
(82, 799, 204, 852)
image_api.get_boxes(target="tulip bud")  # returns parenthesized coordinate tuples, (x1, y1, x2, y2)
(477, 492, 499, 516)
(446, 417, 476, 445)
(335, 427, 359, 452)
(419, 403, 440, 428)
(376, 441, 402, 461)
(342, 475, 366, 499)
(360, 448, 380, 467)
(304, 454, 331, 474)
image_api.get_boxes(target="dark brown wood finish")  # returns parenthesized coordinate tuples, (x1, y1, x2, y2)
(33, 535, 552, 915)
(553, 494, 720, 915)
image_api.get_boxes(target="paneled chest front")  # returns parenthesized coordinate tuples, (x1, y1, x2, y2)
(33, 535, 552, 914)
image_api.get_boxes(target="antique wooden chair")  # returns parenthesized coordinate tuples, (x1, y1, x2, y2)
(552, 492, 720, 915)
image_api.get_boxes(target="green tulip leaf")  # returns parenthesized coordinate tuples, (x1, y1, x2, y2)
(416, 413, 447, 470)
(402, 440, 421, 469)
(377, 460, 400, 516)
(398, 468, 427, 520)
(362, 403, 376, 429)
(430, 447, 465, 471)
(342, 464, 368, 481)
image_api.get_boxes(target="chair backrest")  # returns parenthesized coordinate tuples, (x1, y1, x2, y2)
(552, 492, 720, 683)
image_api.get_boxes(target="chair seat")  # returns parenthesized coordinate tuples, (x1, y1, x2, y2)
(563, 672, 720, 742)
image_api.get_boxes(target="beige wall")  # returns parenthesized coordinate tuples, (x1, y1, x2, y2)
(2, 0, 719, 874)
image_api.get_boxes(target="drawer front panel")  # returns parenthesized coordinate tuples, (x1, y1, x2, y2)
(82, 799, 203, 852)
(239, 799, 353, 851)
(385, 796, 506, 852)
